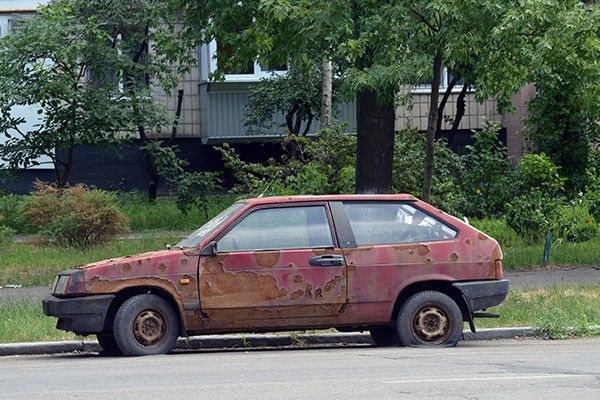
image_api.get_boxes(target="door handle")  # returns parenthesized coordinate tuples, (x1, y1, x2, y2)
(309, 254, 344, 267)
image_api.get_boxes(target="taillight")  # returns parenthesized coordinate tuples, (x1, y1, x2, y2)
(495, 259, 504, 279)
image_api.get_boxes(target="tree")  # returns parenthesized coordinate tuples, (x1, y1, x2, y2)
(171, 1, 524, 197)
(477, 0, 600, 194)
(0, 0, 196, 197)
(0, 2, 130, 186)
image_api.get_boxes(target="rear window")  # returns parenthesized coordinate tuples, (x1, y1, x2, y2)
(343, 202, 457, 246)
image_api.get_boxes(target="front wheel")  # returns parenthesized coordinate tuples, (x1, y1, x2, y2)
(113, 294, 179, 356)
(96, 332, 122, 356)
(396, 291, 463, 347)
(370, 326, 401, 347)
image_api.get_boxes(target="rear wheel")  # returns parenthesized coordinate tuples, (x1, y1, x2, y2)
(396, 291, 463, 347)
(369, 326, 401, 347)
(96, 333, 122, 356)
(113, 294, 179, 356)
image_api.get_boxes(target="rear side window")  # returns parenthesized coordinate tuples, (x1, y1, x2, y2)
(343, 202, 457, 245)
(217, 205, 334, 252)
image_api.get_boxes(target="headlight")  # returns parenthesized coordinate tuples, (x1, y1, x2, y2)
(52, 269, 85, 296)
(53, 275, 71, 295)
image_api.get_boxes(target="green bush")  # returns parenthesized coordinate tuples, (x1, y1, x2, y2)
(518, 152, 565, 193)
(551, 201, 598, 243)
(0, 225, 16, 249)
(0, 194, 31, 234)
(23, 182, 129, 249)
(393, 128, 466, 215)
(506, 192, 559, 243)
(470, 218, 524, 248)
(462, 121, 516, 218)
(218, 125, 356, 196)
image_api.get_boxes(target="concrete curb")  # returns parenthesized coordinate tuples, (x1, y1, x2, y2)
(0, 328, 537, 357)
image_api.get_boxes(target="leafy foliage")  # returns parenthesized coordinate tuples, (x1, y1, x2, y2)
(218, 125, 356, 196)
(392, 128, 465, 215)
(518, 153, 565, 194)
(142, 141, 222, 217)
(0, 0, 195, 188)
(0, 226, 16, 250)
(461, 122, 516, 218)
(245, 63, 324, 136)
(23, 181, 128, 248)
(505, 192, 559, 243)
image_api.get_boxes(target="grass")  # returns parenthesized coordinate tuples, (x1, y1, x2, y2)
(119, 193, 237, 232)
(477, 285, 600, 338)
(0, 299, 78, 343)
(471, 218, 600, 270)
(503, 240, 600, 270)
(2, 285, 599, 343)
(0, 236, 180, 287)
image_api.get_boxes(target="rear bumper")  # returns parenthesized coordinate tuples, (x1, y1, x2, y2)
(453, 279, 509, 312)
(42, 294, 115, 335)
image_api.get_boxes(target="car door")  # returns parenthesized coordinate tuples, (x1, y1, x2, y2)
(334, 201, 459, 312)
(198, 202, 347, 325)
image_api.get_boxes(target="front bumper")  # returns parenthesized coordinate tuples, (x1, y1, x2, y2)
(453, 279, 510, 311)
(42, 294, 115, 335)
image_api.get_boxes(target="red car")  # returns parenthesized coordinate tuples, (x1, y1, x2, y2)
(43, 194, 509, 356)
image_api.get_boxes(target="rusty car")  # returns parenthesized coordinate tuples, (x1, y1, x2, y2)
(43, 194, 509, 356)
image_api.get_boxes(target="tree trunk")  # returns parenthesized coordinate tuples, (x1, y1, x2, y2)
(448, 83, 468, 144)
(436, 77, 457, 133)
(320, 57, 333, 128)
(422, 52, 443, 202)
(355, 88, 395, 194)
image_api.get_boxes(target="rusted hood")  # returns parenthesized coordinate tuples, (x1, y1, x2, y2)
(76, 250, 178, 271)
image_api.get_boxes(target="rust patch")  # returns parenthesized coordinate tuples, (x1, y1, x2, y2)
(448, 253, 459, 262)
(293, 275, 303, 283)
(478, 233, 488, 241)
(137, 260, 143, 266)
(290, 289, 304, 300)
(200, 263, 287, 306)
(348, 264, 356, 272)
(315, 288, 323, 299)
(180, 258, 188, 267)
(255, 251, 280, 268)
(324, 276, 342, 292)
(408, 249, 415, 255)
(465, 238, 472, 245)
(122, 263, 132, 273)
(305, 283, 313, 297)
(417, 245, 430, 256)
(158, 263, 167, 273)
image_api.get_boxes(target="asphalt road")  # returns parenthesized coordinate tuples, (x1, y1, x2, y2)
(1, 338, 599, 399)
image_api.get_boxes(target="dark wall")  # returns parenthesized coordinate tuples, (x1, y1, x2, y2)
(437, 128, 508, 155)
(2, 139, 285, 194)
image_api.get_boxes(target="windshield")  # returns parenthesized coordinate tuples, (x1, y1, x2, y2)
(175, 201, 246, 249)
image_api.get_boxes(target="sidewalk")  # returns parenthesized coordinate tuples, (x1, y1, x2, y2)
(0, 329, 538, 357)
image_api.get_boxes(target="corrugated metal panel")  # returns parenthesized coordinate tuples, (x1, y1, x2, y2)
(205, 90, 356, 142)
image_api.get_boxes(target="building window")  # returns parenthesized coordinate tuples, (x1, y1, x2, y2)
(208, 40, 287, 82)
(412, 67, 468, 94)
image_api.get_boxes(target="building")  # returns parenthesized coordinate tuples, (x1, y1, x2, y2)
(1, 1, 529, 193)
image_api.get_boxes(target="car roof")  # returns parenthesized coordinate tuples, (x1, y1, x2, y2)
(243, 194, 419, 205)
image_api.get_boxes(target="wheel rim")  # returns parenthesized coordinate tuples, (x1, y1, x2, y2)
(133, 310, 166, 346)
(412, 305, 450, 344)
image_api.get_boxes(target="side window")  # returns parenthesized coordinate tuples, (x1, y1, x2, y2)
(217, 206, 334, 252)
(343, 202, 457, 246)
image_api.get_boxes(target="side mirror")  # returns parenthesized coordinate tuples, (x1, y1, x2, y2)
(200, 241, 218, 256)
